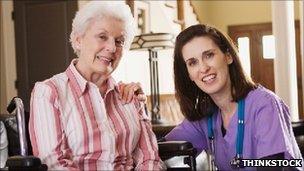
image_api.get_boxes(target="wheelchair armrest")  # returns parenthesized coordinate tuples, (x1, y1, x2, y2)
(292, 120, 304, 157)
(158, 141, 193, 153)
(292, 120, 304, 136)
(6, 156, 41, 167)
(6, 155, 47, 170)
(158, 141, 197, 161)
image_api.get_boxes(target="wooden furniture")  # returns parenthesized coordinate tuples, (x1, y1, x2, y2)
(147, 94, 184, 126)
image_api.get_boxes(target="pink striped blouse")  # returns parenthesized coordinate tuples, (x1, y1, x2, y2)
(29, 60, 164, 170)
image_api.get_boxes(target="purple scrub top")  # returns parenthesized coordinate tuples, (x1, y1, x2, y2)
(165, 86, 303, 170)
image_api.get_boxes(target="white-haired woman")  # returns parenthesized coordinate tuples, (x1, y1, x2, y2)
(29, 1, 164, 170)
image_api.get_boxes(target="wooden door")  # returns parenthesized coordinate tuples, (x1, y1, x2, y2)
(228, 22, 303, 118)
(13, 1, 78, 111)
(229, 23, 274, 91)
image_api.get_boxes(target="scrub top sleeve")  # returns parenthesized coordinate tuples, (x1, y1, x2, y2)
(254, 95, 289, 159)
(165, 119, 207, 154)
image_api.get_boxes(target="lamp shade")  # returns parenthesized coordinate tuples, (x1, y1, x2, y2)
(130, 32, 175, 50)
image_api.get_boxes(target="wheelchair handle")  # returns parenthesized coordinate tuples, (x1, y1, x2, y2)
(7, 97, 28, 156)
(7, 97, 17, 113)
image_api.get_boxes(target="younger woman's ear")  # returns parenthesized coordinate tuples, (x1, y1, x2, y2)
(226, 53, 233, 64)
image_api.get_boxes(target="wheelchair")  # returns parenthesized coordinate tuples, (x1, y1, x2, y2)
(0, 97, 47, 171)
(0, 97, 198, 171)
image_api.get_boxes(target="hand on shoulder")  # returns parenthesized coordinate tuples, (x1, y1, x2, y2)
(117, 81, 147, 104)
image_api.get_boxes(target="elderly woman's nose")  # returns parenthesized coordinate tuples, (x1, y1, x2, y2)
(105, 38, 116, 53)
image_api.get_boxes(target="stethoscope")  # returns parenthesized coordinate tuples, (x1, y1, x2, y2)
(207, 99, 245, 170)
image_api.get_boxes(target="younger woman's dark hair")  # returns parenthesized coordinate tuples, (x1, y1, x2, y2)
(174, 24, 257, 121)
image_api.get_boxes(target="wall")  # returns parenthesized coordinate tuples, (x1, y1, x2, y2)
(78, 0, 87, 8)
(0, 1, 17, 113)
(192, 1, 300, 33)
(301, 0, 304, 108)
(0, 1, 6, 113)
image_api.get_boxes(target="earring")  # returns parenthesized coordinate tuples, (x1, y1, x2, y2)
(195, 95, 199, 110)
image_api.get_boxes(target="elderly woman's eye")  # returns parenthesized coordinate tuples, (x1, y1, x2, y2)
(99, 35, 107, 40)
(115, 39, 125, 47)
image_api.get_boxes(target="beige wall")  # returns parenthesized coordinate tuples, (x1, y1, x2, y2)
(192, 0, 300, 33)
(300, 0, 304, 106)
(0, 1, 6, 113)
(0, 1, 17, 113)
(78, 0, 88, 8)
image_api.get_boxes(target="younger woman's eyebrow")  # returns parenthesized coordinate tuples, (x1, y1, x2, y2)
(202, 49, 216, 55)
(185, 57, 196, 63)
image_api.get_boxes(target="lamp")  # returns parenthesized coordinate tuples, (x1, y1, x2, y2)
(130, 33, 175, 124)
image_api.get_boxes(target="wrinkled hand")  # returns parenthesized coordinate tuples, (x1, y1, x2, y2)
(118, 81, 147, 104)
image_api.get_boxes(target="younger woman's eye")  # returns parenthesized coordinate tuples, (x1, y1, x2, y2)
(204, 52, 214, 59)
(187, 59, 198, 66)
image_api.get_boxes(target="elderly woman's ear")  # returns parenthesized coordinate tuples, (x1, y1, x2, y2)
(70, 32, 81, 56)
(75, 36, 81, 49)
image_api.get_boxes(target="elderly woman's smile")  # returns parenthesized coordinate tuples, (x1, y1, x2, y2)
(95, 55, 114, 66)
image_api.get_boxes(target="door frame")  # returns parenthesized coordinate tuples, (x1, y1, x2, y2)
(228, 21, 303, 118)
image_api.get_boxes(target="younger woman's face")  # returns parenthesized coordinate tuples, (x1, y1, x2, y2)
(182, 36, 233, 97)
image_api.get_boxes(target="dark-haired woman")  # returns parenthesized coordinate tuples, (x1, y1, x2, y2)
(165, 24, 302, 170)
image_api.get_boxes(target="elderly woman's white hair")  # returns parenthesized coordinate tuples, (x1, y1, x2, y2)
(70, 1, 136, 56)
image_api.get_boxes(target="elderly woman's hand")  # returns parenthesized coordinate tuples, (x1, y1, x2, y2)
(118, 82, 147, 104)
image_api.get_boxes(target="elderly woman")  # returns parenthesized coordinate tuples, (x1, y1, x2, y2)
(28, 1, 163, 170)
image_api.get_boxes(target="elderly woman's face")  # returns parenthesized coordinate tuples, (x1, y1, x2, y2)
(76, 16, 125, 76)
